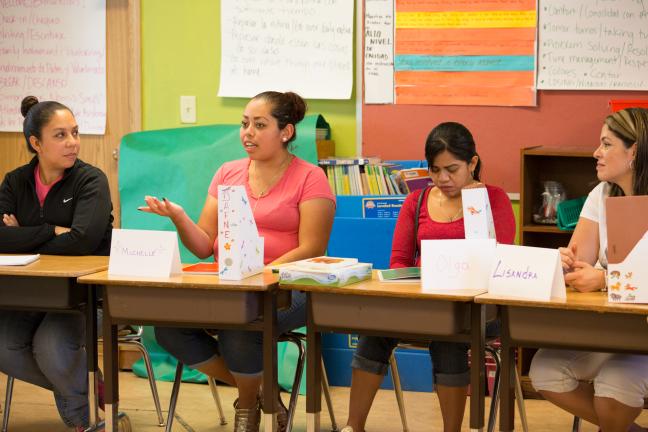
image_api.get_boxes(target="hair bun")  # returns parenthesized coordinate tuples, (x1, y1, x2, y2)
(21, 96, 39, 118)
(284, 92, 307, 124)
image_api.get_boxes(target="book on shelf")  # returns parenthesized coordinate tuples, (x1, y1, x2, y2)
(377, 267, 421, 283)
(319, 158, 410, 196)
(399, 168, 433, 193)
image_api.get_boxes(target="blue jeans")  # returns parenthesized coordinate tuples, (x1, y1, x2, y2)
(0, 311, 89, 427)
(155, 290, 307, 376)
(351, 320, 501, 387)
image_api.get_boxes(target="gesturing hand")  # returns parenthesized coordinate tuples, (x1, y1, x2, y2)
(138, 196, 185, 222)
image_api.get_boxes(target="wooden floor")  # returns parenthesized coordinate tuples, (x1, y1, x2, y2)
(1, 372, 645, 431)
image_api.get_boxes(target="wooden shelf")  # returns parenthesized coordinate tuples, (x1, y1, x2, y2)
(522, 224, 573, 234)
(522, 146, 596, 158)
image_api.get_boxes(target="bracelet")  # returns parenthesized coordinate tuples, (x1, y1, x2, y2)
(601, 268, 608, 292)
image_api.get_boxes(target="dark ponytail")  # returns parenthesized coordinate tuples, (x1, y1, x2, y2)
(253, 91, 307, 145)
(21, 96, 71, 154)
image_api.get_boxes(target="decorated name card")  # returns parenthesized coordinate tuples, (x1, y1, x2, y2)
(109, 229, 181, 278)
(607, 232, 648, 304)
(421, 239, 496, 292)
(488, 244, 566, 301)
(462, 187, 496, 239)
(218, 185, 264, 280)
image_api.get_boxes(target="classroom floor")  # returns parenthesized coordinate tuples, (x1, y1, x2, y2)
(1, 372, 645, 431)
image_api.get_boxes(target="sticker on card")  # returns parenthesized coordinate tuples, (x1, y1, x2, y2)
(109, 229, 182, 278)
(607, 231, 648, 303)
(462, 187, 496, 239)
(488, 244, 566, 301)
(421, 239, 496, 292)
(218, 185, 264, 280)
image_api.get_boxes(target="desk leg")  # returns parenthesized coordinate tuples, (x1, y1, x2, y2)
(499, 308, 515, 432)
(103, 295, 119, 432)
(470, 302, 485, 432)
(306, 293, 321, 432)
(263, 291, 279, 432)
(85, 284, 99, 426)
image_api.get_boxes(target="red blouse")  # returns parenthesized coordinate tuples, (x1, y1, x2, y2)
(390, 185, 516, 268)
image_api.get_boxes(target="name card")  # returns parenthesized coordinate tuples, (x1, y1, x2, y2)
(489, 244, 565, 301)
(421, 239, 496, 292)
(218, 185, 264, 280)
(462, 187, 496, 239)
(608, 232, 648, 304)
(109, 229, 181, 278)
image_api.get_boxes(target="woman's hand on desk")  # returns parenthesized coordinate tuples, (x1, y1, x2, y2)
(564, 261, 606, 292)
(559, 244, 577, 272)
(139, 196, 185, 222)
(2, 214, 19, 227)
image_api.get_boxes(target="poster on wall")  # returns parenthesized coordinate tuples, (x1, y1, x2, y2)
(365, 0, 395, 104)
(218, 1, 354, 100)
(393, 0, 537, 106)
(0, 1, 106, 134)
(537, 0, 648, 90)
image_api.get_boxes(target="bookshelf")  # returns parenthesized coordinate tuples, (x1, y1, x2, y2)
(518, 145, 599, 397)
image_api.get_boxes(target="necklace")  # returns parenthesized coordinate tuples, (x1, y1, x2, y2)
(251, 154, 292, 212)
(437, 193, 463, 222)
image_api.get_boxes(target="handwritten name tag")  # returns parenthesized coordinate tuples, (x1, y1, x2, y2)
(109, 229, 181, 278)
(488, 244, 565, 301)
(421, 239, 496, 292)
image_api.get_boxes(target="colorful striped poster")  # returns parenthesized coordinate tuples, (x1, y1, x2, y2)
(394, 0, 537, 106)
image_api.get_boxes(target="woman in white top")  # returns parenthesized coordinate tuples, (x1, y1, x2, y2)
(529, 107, 648, 432)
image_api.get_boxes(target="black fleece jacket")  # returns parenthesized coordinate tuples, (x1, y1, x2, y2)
(0, 157, 113, 255)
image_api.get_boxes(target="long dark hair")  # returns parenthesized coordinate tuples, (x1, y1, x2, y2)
(21, 96, 72, 154)
(605, 108, 648, 196)
(425, 122, 481, 181)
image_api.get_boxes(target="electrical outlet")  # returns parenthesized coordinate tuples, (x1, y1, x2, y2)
(180, 95, 196, 123)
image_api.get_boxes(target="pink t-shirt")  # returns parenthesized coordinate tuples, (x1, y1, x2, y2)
(34, 164, 62, 207)
(208, 157, 335, 264)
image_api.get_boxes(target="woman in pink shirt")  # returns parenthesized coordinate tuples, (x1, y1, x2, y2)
(141, 91, 335, 431)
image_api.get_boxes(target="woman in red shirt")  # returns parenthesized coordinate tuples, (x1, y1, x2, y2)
(341, 122, 515, 432)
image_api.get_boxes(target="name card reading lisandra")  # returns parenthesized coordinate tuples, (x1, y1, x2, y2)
(489, 244, 566, 301)
(462, 187, 496, 240)
(218, 185, 264, 281)
(421, 239, 496, 292)
(109, 229, 181, 278)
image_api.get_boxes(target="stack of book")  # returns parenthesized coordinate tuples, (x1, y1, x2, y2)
(278, 256, 372, 287)
(319, 157, 406, 195)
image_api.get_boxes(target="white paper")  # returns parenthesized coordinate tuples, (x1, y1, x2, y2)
(608, 232, 648, 304)
(462, 188, 496, 240)
(218, 1, 354, 99)
(538, 0, 648, 90)
(218, 186, 264, 280)
(420, 239, 496, 292)
(0, 1, 107, 133)
(0, 254, 40, 266)
(364, 0, 394, 104)
(109, 229, 181, 278)
(489, 244, 566, 301)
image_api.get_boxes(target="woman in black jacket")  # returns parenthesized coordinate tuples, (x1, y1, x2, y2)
(0, 96, 113, 431)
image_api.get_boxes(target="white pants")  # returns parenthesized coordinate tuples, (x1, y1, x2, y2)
(529, 349, 648, 408)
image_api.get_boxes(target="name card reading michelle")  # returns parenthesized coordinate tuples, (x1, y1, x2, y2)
(109, 229, 181, 278)
(218, 185, 264, 281)
(488, 244, 566, 301)
(462, 187, 496, 240)
(421, 239, 496, 293)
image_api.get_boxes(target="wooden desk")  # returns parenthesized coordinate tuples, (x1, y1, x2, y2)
(280, 276, 489, 432)
(0, 254, 108, 427)
(477, 291, 648, 431)
(78, 270, 286, 432)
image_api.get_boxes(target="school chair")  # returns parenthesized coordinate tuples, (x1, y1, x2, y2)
(163, 331, 339, 432)
(389, 341, 529, 432)
(1, 325, 165, 431)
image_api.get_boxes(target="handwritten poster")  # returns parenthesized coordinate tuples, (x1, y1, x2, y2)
(394, 0, 537, 106)
(365, 0, 395, 104)
(218, 1, 353, 99)
(538, 0, 648, 90)
(0, 1, 106, 134)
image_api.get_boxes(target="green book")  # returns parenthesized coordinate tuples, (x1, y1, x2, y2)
(377, 267, 421, 283)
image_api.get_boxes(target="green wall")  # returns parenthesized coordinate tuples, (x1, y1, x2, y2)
(141, 0, 357, 156)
